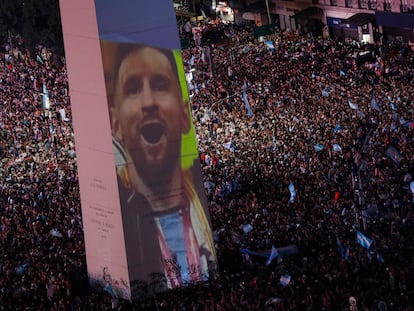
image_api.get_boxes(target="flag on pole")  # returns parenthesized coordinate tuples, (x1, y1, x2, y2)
(336, 235, 344, 258)
(266, 245, 279, 266)
(50, 228, 63, 238)
(371, 96, 381, 112)
(333, 123, 341, 134)
(280, 273, 291, 287)
(242, 90, 253, 117)
(104, 283, 118, 299)
(344, 247, 350, 261)
(399, 117, 413, 128)
(288, 182, 296, 203)
(224, 138, 234, 152)
(59, 108, 70, 122)
(42, 84, 50, 110)
(376, 251, 384, 263)
(357, 109, 366, 119)
(265, 297, 282, 306)
(332, 144, 342, 153)
(357, 231, 373, 249)
(349, 100, 359, 110)
(36, 55, 44, 64)
(265, 40, 275, 51)
(314, 144, 324, 152)
(242, 224, 253, 234)
(16, 262, 29, 275)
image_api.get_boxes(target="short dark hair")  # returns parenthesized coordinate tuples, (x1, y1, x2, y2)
(110, 43, 181, 107)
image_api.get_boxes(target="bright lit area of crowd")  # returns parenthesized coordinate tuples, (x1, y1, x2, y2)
(1, 4, 414, 311)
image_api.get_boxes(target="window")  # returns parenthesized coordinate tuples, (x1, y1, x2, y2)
(384, 0, 391, 10)
(369, 0, 377, 9)
(359, 0, 368, 8)
(346, 0, 353, 7)
(401, 0, 410, 12)
(330, 0, 338, 5)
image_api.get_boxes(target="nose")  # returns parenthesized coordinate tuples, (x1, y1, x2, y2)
(141, 81, 158, 113)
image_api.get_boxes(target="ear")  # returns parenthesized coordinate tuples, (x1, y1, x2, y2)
(110, 106, 123, 143)
(181, 101, 191, 134)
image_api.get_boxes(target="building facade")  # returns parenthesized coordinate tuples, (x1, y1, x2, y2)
(234, 0, 414, 42)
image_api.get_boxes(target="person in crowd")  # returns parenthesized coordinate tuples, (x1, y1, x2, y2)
(0, 24, 413, 310)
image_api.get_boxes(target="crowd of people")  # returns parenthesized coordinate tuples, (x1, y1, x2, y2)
(0, 22, 413, 310)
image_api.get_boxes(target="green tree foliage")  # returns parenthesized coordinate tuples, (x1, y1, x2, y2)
(0, 0, 63, 53)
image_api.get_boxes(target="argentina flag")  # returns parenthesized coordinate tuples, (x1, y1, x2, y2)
(42, 84, 50, 109)
(332, 143, 342, 153)
(314, 144, 324, 152)
(242, 90, 253, 117)
(357, 231, 373, 249)
(348, 100, 359, 110)
(266, 245, 279, 266)
(288, 182, 296, 203)
(371, 96, 381, 112)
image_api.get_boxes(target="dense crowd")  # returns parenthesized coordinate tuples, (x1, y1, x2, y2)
(0, 23, 413, 310)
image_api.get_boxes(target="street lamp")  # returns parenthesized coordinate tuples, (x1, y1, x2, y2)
(265, 0, 271, 25)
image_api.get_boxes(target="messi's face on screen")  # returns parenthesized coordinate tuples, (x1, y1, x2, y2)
(112, 46, 189, 182)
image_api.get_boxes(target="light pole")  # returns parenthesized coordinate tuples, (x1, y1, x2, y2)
(202, 45, 213, 78)
(265, 0, 271, 25)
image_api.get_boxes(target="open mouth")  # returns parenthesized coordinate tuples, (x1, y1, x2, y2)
(140, 122, 165, 144)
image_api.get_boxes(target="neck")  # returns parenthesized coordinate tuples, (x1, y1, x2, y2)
(127, 162, 184, 213)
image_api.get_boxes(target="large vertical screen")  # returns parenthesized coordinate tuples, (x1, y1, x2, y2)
(60, 0, 217, 300)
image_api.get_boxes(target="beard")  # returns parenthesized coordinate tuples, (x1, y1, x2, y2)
(131, 136, 181, 191)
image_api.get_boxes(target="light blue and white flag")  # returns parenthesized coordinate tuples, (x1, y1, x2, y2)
(371, 96, 381, 112)
(280, 273, 291, 287)
(42, 84, 50, 110)
(36, 55, 44, 64)
(288, 182, 296, 203)
(340, 69, 346, 77)
(332, 144, 342, 153)
(390, 102, 397, 111)
(314, 144, 324, 152)
(265, 297, 282, 306)
(50, 228, 63, 238)
(344, 247, 350, 261)
(265, 40, 275, 51)
(242, 90, 253, 117)
(224, 139, 234, 152)
(399, 117, 413, 128)
(104, 283, 118, 299)
(376, 251, 384, 263)
(322, 89, 329, 97)
(385, 146, 403, 165)
(336, 235, 344, 258)
(16, 262, 29, 275)
(349, 100, 359, 110)
(266, 245, 279, 266)
(333, 123, 341, 134)
(357, 231, 373, 249)
(242, 224, 253, 234)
